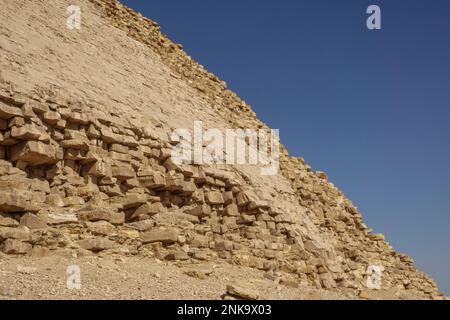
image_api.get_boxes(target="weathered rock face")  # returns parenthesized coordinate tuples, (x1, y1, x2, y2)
(0, 0, 443, 299)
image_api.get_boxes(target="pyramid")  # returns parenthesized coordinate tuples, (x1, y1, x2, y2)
(0, 0, 444, 299)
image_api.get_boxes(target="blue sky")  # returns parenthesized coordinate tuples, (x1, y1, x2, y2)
(120, 0, 450, 294)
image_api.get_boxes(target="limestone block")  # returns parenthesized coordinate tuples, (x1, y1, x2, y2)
(0, 192, 37, 213)
(248, 200, 270, 210)
(0, 215, 19, 227)
(101, 127, 121, 144)
(85, 207, 113, 222)
(87, 124, 101, 138)
(185, 204, 211, 218)
(29, 100, 49, 114)
(236, 191, 250, 206)
(62, 196, 85, 207)
(10, 124, 43, 140)
(68, 111, 90, 124)
(19, 213, 47, 229)
(110, 144, 129, 154)
(0, 131, 18, 146)
(222, 191, 234, 205)
(113, 193, 148, 210)
(0, 226, 30, 241)
(206, 191, 224, 205)
(165, 172, 184, 191)
(61, 138, 90, 151)
(47, 211, 78, 225)
(131, 202, 162, 219)
(226, 283, 259, 300)
(79, 237, 115, 252)
(43, 111, 61, 125)
(110, 211, 125, 225)
(10, 141, 57, 165)
(20, 104, 35, 120)
(137, 166, 154, 177)
(224, 204, 239, 216)
(1, 239, 32, 254)
(180, 179, 197, 195)
(86, 221, 116, 236)
(0, 101, 23, 119)
(121, 135, 139, 147)
(84, 161, 112, 177)
(138, 171, 165, 189)
(109, 150, 131, 162)
(111, 163, 135, 180)
(46, 194, 65, 207)
(140, 229, 179, 245)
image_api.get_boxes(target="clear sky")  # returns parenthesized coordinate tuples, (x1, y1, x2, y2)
(120, 0, 450, 294)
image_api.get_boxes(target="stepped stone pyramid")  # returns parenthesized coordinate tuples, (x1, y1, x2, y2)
(0, 0, 444, 299)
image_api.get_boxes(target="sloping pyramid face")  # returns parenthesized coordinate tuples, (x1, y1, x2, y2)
(0, 0, 442, 299)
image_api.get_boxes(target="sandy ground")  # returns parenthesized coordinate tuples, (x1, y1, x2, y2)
(0, 252, 354, 300)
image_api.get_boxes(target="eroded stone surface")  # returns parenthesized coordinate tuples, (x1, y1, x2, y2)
(0, 0, 444, 300)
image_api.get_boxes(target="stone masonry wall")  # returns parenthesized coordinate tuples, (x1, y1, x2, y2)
(84, 0, 441, 298)
(0, 85, 322, 287)
(0, 0, 443, 299)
